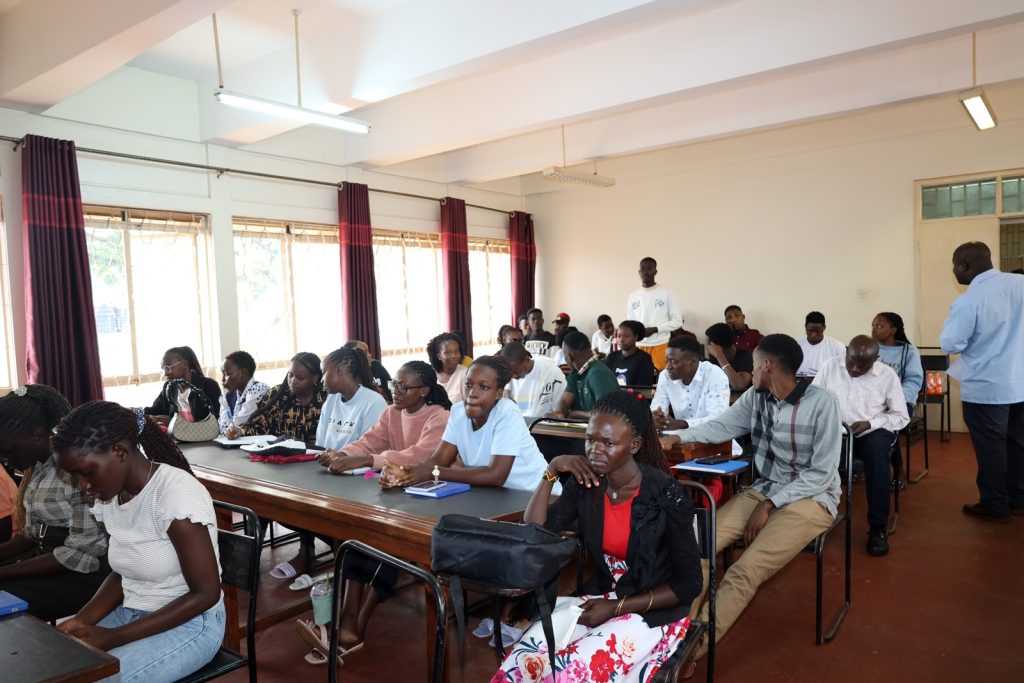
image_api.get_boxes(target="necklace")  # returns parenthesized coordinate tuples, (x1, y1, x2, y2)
(119, 459, 155, 505)
(607, 465, 641, 501)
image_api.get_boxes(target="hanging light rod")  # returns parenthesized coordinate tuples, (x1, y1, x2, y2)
(959, 33, 996, 131)
(210, 12, 370, 135)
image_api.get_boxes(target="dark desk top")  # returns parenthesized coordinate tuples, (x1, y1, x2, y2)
(0, 612, 119, 683)
(180, 443, 535, 523)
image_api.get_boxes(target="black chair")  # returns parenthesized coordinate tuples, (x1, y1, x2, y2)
(328, 540, 446, 683)
(654, 481, 717, 683)
(177, 502, 261, 683)
(909, 350, 953, 481)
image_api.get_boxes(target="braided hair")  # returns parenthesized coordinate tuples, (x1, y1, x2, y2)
(52, 401, 194, 475)
(400, 361, 452, 410)
(876, 312, 911, 344)
(251, 351, 323, 421)
(324, 346, 381, 395)
(592, 390, 669, 473)
(426, 332, 466, 373)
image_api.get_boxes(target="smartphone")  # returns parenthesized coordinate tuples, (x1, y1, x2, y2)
(408, 480, 446, 492)
(694, 456, 733, 466)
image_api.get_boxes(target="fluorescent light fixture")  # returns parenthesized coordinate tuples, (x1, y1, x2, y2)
(214, 90, 370, 134)
(959, 87, 996, 131)
(542, 166, 615, 188)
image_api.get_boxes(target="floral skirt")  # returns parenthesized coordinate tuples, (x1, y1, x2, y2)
(491, 553, 689, 683)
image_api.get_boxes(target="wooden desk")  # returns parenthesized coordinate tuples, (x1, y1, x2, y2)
(0, 612, 119, 683)
(180, 444, 534, 679)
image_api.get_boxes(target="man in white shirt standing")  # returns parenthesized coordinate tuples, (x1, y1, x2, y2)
(627, 257, 682, 372)
(498, 342, 566, 418)
(797, 311, 846, 378)
(651, 336, 739, 455)
(813, 336, 908, 557)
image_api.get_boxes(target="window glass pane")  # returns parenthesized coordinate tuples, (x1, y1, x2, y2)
(1003, 177, 1022, 214)
(292, 236, 344, 356)
(922, 187, 937, 219)
(921, 179, 997, 219)
(468, 241, 511, 357)
(85, 224, 134, 378)
(234, 234, 292, 364)
(372, 232, 444, 362)
(0, 200, 14, 390)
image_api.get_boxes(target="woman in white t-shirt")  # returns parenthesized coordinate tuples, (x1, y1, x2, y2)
(54, 402, 223, 683)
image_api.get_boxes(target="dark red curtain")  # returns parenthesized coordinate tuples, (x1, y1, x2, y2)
(509, 211, 536, 321)
(440, 197, 473, 356)
(21, 134, 103, 405)
(338, 182, 382, 358)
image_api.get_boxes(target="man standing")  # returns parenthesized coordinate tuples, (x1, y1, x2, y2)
(797, 311, 846, 378)
(627, 257, 682, 371)
(813, 336, 909, 556)
(940, 242, 1024, 523)
(523, 308, 557, 356)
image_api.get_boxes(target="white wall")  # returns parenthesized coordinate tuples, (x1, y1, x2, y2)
(526, 80, 1024, 350)
(0, 105, 522, 385)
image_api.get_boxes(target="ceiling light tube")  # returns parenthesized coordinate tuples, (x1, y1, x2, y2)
(214, 90, 370, 134)
(958, 87, 996, 131)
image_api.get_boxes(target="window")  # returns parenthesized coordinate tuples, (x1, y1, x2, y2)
(1001, 219, 1024, 273)
(468, 237, 511, 357)
(1002, 176, 1024, 214)
(233, 218, 344, 382)
(84, 206, 216, 407)
(0, 199, 16, 393)
(921, 179, 996, 219)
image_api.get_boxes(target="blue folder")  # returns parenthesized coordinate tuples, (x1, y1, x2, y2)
(0, 590, 28, 615)
(404, 481, 471, 499)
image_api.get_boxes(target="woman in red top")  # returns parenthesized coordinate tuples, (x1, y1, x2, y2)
(494, 390, 702, 682)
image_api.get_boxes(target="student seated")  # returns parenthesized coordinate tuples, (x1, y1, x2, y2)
(517, 313, 531, 338)
(651, 336, 739, 454)
(497, 324, 524, 347)
(676, 334, 842, 662)
(494, 390, 702, 682)
(145, 346, 221, 426)
(796, 311, 845, 378)
(547, 331, 621, 419)
(0, 385, 110, 621)
(498, 341, 566, 418)
(385, 356, 553, 492)
(54, 402, 223, 683)
(871, 312, 924, 417)
(523, 308, 557, 356)
(428, 332, 470, 404)
(218, 351, 269, 434)
(813, 336, 909, 556)
(551, 314, 579, 366)
(591, 314, 615, 356)
(604, 320, 658, 386)
(226, 352, 327, 443)
(345, 340, 393, 404)
(724, 305, 763, 352)
(704, 323, 753, 391)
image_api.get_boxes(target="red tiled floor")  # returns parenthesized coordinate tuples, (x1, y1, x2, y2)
(220, 433, 1023, 682)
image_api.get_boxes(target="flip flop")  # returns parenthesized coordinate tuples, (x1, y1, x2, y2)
(488, 623, 524, 649)
(472, 617, 496, 638)
(289, 572, 332, 591)
(304, 650, 328, 665)
(296, 619, 365, 660)
(269, 561, 298, 579)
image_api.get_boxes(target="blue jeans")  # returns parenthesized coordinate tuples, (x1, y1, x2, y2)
(97, 600, 225, 683)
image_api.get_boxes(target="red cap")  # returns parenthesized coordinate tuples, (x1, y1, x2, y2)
(554, 312, 570, 323)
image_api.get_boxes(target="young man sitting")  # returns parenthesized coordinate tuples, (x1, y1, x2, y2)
(797, 311, 846, 378)
(724, 305, 763, 352)
(705, 322, 753, 391)
(677, 334, 842, 661)
(498, 342, 566, 418)
(546, 331, 620, 418)
(591, 314, 615, 356)
(523, 308, 557, 356)
(813, 336, 909, 556)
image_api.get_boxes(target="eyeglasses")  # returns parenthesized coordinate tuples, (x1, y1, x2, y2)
(161, 359, 184, 373)
(389, 381, 425, 393)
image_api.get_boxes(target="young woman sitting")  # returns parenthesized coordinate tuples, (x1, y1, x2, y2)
(494, 390, 703, 682)
(605, 319, 659, 386)
(54, 402, 224, 683)
(344, 339, 393, 404)
(225, 351, 326, 444)
(871, 312, 924, 418)
(0, 385, 110, 621)
(316, 347, 389, 458)
(427, 332, 469, 404)
(145, 346, 221, 426)
(218, 350, 270, 434)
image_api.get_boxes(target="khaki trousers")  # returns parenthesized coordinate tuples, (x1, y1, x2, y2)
(691, 489, 833, 656)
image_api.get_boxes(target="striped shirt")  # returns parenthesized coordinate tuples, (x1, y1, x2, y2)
(678, 381, 843, 517)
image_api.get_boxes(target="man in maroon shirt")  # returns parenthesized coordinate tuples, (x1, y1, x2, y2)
(725, 305, 763, 352)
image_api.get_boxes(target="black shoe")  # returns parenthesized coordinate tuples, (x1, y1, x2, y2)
(867, 527, 889, 557)
(962, 503, 1011, 524)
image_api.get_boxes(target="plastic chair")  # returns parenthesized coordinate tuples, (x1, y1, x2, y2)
(177, 502, 261, 683)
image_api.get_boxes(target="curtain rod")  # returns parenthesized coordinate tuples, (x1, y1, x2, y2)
(0, 134, 515, 216)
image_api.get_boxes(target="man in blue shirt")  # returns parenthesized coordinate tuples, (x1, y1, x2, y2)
(940, 242, 1024, 523)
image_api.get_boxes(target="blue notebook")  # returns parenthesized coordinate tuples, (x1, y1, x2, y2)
(672, 459, 749, 475)
(0, 590, 28, 615)
(404, 481, 471, 499)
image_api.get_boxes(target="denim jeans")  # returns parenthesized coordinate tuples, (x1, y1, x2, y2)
(855, 429, 897, 528)
(97, 599, 225, 683)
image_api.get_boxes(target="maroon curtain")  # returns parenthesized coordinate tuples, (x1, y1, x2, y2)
(21, 134, 103, 405)
(509, 211, 536, 321)
(338, 182, 383, 358)
(440, 197, 473, 356)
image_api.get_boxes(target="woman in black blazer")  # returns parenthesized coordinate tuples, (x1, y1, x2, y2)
(145, 346, 221, 425)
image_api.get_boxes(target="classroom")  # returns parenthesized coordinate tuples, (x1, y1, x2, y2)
(0, 1, 1022, 682)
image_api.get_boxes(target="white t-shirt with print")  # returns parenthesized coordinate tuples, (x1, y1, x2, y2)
(507, 355, 566, 418)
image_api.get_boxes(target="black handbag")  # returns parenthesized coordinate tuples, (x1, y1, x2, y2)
(431, 514, 579, 674)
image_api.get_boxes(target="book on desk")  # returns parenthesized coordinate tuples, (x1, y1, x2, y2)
(0, 590, 28, 615)
(404, 481, 471, 499)
(672, 459, 749, 475)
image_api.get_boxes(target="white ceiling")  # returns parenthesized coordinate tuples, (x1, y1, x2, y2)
(2, 0, 1023, 189)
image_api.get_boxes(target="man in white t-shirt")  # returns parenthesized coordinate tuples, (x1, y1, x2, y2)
(498, 342, 566, 418)
(626, 256, 682, 372)
(797, 310, 846, 378)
